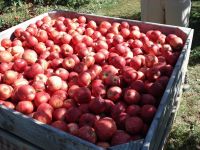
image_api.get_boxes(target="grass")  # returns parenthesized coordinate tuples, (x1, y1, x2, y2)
(0, 0, 200, 149)
(167, 65, 200, 150)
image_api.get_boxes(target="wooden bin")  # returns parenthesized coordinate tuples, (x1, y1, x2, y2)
(0, 10, 194, 150)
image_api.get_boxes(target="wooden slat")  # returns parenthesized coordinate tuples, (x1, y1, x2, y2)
(108, 140, 143, 150)
(0, 128, 42, 150)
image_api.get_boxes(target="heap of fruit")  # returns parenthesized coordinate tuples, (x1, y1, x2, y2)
(0, 15, 184, 147)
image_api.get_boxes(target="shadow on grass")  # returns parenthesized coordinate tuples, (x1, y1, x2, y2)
(188, 4, 200, 66)
(118, 12, 141, 21)
(167, 130, 200, 150)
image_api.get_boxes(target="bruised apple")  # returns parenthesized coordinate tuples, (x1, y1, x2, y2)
(78, 126, 97, 144)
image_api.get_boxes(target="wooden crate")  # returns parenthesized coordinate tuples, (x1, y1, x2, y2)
(0, 10, 194, 150)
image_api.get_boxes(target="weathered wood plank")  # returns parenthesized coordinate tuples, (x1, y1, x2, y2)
(108, 140, 143, 150)
(0, 128, 42, 150)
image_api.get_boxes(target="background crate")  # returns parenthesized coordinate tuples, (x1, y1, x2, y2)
(0, 10, 194, 150)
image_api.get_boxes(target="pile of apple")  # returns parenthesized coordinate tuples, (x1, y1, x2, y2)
(0, 15, 184, 148)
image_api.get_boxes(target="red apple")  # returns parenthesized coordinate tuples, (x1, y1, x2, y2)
(0, 63, 12, 73)
(32, 81, 45, 92)
(146, 67, 161, 82)
(48, 95, 64, 109)
(131, 39, 143, 48)
(51, 120, 68, 132)
(74, 87, 91, 104)
(94, 117, 117, 141)
(65, 107, 82, 123)
(24, 63, 44, 79)
(0, 84, 13, 100)
(37, 30, 48, 42)
(33, 110, 52, 124)
(3, 70, 18, 85)
(115, 112, 129, 129)
(141, 94, 156, 105)
(0, 51, 13, 63)
(74, 62, 88, 74)
(130, 80, 145, 93)
(16, 101, 34, 114)
(104, 99, 115, 114)
(22, 50, 38, 64)
(53, 108, 68, 121)
(78, 72, 91, 87)
(168, 36, 183, 50)
(14, 28, 24, 37)
(91, 79, 106, 97)
(34, 73, 48, 83)
(111, 101, 127, 120)
(12, 78, 29, 88)
(16, 85, 36, 101)
(34, 91, 50, 107)
(107, 86, 122, 102)
(37, 103, 54, 119)
(130, 30, 140, 39)
(78, 126, 97, 144)
(34, 42, 47, 54)
(126, 105, 141, 116)
(156, 76, 169, 88)
(82, 55, 95, 67)
(124, 89, 141, 104)
(130, 56, 142, 71)
(46, 76, 62, 92)
(148, 82, 165, 98)
(1, 39, 12, 48)
(141, 105, 157, 122)
(55, 68, 69, 81)
(111, 130, 131, 146)
(61, 34, 72, 44)
(10, 45, 24, 60)
(89, 97, 106, 114)
(61, 44, 73, 56)
(145, 54, 158, 68)
(79, 113, 97, 127)
(66, 123, 79, 136)
(104, 75, 121, 86)
(109, 55, 126, 69)
(125, 116, 144, 134)
(2, 101, 15, 109)
(122, 67, 138, 83)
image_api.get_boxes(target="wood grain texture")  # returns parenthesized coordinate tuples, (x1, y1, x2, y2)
(0, 128, 42, 150)
(108, 140, 143, 150)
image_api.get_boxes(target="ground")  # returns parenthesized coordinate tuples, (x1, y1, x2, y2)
(0, 0, 200, 149)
